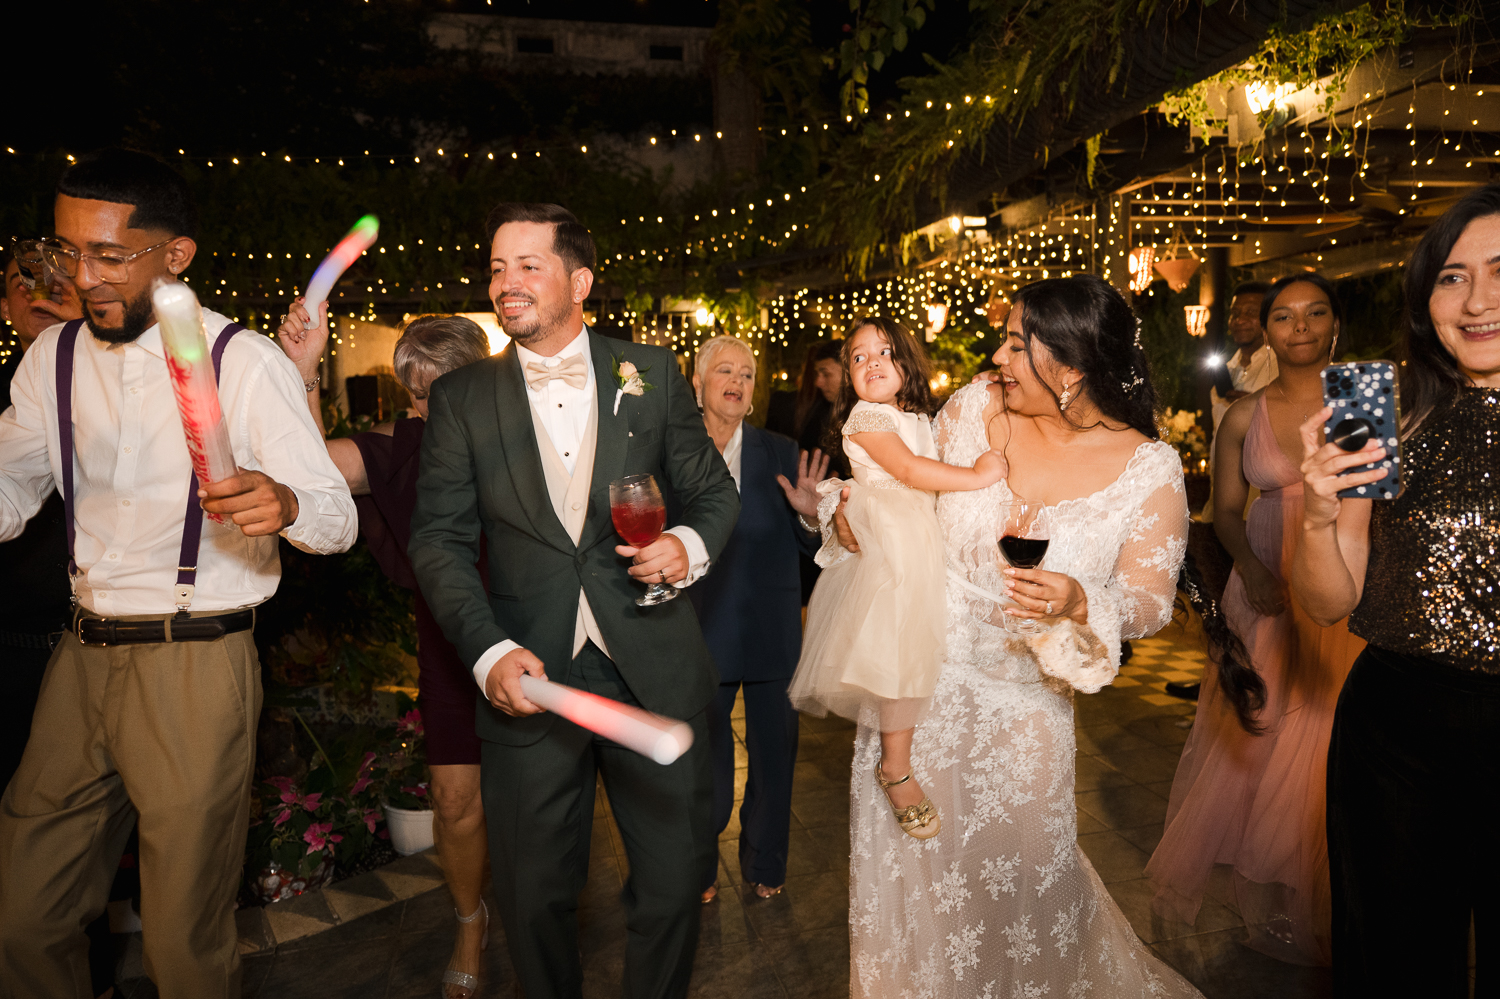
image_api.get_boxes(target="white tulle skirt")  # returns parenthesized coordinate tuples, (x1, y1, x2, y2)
(788, 481, 946, 731)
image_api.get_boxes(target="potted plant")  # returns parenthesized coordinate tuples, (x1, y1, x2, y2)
(245, 750, 385, 904)
(377, 709, 435, 856)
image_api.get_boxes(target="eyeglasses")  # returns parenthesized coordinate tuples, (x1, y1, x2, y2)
(39, 237, 174, 284)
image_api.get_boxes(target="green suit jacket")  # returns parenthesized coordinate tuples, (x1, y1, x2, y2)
(408, 330, 740, 746)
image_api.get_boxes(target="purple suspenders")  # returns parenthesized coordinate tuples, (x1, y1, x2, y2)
(54, 319, 244, 612)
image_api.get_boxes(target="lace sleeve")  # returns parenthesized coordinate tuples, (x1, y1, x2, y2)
(843, 408, 899, 435)
(813, 478, 855, 568)
(1028, 460, 1189, 693)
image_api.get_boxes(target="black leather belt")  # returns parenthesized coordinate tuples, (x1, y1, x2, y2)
(0, 628, 65, 651)
(74, 609, 255, 647)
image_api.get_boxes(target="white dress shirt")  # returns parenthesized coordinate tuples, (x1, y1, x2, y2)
(1211, 342, 1279, 429)
(472, 327, 710, 689)
(720, 422, 744, 492)
(0, 309, 357, 615)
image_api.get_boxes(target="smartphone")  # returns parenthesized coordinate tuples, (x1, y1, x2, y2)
(1321, 360, 1402, 500)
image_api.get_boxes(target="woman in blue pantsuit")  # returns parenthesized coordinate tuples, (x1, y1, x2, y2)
(689, 336, 827, 901)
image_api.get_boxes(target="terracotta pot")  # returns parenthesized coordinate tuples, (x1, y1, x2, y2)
(251, 858, 332, 904)
(1153, 257, 1200, 292)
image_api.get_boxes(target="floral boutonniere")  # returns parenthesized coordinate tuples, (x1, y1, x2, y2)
(611, 356, 653, 415)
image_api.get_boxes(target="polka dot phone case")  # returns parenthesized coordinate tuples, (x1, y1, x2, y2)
(1322, 360, 1403, 500)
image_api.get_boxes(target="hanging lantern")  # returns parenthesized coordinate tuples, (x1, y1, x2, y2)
(1128, 245, 1155, 294)
(1184, 305, 1210, 337)
(1153, 228, 1201, 292)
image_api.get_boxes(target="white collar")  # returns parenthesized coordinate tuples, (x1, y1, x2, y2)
(514, 325, 589, 368)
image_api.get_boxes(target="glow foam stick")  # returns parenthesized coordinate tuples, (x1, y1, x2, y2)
(304, 215, 379, 314)
(153, 280, 238, 523)
(519, 675, 693, 765)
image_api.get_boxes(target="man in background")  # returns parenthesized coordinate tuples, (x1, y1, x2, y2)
(1209, 281, 1275, 430)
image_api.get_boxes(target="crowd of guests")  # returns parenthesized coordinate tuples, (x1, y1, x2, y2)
(0, 144, 1493, 999)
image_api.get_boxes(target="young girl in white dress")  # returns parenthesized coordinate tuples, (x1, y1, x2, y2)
(790, 317, 1005, 839)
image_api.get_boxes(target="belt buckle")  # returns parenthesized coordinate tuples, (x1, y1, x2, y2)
(75, 614, 111, 648)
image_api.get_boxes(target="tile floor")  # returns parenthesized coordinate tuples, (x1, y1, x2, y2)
(117, 611, 1335, 998)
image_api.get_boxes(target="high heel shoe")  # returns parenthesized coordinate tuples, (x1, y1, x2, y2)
(440, 900, 488, 999)
(876, 765, 941, 839)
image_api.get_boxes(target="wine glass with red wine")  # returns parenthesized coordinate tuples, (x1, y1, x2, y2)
(610, 474, 678, 606)
(997, 499, 1050, 634)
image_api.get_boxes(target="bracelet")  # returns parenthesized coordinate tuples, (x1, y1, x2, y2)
(798, 513, 820, 533)
(303, 374, 321, 393)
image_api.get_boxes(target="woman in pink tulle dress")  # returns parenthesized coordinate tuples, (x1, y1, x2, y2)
(1146, 274, 1364, 966)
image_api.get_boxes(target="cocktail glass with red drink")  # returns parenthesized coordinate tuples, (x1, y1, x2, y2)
(610, 473, 677, 606)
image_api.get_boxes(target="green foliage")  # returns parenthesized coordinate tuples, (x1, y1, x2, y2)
(1158, 1, 1468, 139)
(1334, 270, 1405, 360)
(1134, 277, 1204, 413)
(254, 538, 416, 706)
(839, 0, 938, 113)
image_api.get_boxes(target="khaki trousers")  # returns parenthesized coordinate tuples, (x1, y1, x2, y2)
(0, 626, 261, 999)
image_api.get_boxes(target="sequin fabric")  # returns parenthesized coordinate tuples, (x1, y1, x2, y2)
(1350, 386, 1500, 670)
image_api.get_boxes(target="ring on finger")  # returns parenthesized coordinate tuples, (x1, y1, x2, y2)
(658, 569, 668, 584)
(1046, 600, 1054, 615)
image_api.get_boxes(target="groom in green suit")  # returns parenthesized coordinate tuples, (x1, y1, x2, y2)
(409, 203, 739, 999)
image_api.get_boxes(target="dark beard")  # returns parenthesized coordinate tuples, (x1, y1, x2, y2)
(84, 290, 155, 345)
(498, 294, 575, 346)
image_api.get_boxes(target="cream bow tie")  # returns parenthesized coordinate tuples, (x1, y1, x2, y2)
(524, 354, 588, 391)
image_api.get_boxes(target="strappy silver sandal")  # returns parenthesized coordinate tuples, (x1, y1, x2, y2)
(440, 900, 488, 998)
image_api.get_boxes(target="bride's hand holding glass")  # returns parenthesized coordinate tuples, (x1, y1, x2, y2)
(1002, 567, 1088, 625)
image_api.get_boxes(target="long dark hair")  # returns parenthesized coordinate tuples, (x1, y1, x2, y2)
(825, 316, 936, 459)
(793, 338, 843, 437)
(1397, 183, 1500, 430)
(1009, 274, 1159, 440)
(1178, 556, 1266, 734)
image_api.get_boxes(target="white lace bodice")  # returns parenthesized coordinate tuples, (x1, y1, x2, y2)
(933, 383, 1189, 693)
(844, 400, 939, 488)
(847, 382, 1200, 999)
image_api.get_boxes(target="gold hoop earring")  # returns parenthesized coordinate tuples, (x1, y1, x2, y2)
(747, 403, 755, 416)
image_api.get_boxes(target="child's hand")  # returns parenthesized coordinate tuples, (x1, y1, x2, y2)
(973, 450, 1008, 486)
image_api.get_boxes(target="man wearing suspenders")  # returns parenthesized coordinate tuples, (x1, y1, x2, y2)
(0, 150, 356, 997)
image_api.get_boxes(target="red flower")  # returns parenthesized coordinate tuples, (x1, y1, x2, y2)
(396, 709, 424, 738)
(273, 808, 293, 828)
(363, 809, 380, 834)
(303, 821, 343, 855)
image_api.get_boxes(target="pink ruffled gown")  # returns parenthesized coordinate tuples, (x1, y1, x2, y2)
(1146, 395, 1364, 966)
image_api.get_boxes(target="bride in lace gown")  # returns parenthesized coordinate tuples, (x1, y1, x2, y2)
(836, 276, 1201, 998)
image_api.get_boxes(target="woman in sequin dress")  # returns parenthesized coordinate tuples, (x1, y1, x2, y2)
(1292, 184, 1500, 997)
(1147, 274, 1364, 966)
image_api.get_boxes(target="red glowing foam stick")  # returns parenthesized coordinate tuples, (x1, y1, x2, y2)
(152, 280, 238, 523)
(518, 675, 693, 764)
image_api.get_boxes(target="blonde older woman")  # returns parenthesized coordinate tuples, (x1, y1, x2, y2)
(278, 301, 493, 999)
(688, 335, 828, 902)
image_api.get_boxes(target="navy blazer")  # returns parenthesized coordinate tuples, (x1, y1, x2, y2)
(690, 424, 819, 683)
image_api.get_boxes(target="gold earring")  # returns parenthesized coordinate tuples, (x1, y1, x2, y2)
(1058, 384, 1072, 411)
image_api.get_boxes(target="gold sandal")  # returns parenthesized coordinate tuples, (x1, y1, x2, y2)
(876, 765, 941, 839)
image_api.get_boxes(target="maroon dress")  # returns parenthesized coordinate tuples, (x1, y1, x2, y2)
(352, 419, 483, 765)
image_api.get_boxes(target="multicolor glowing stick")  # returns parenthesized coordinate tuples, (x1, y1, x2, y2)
(152, 280, 238, 523)
(303, 215, 379, 314)
(518, 675, 693, 765)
